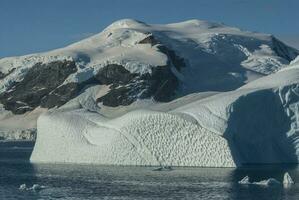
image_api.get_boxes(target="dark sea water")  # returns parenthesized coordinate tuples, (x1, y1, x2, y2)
(0, 141, 299, 200)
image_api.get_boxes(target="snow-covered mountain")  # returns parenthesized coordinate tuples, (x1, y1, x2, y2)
(1, 19, 299, 167)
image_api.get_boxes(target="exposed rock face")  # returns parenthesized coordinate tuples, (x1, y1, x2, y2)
(138, 34, 159, 46)
(0, 60, 77, 114)
(0, 45, 184, 112)
(96, 63, 179, 107)
(40, 82, 80, 109)
(94, 64, 137, 85)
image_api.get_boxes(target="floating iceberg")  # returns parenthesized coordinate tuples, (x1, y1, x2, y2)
(31, 184, 45, 191)
(31, 109, 235, 167)
(238, 172, 296, 187)
(19, 183, 45, 191)
(283, 172, 294, 187)
(252, 178, 281, 187)
(238, 176, 250, 185)
(19, 184, 27, 191)
(238, 176, 281, 187)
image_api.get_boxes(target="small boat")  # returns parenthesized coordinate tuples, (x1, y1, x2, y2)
(153, 166, 173, 171)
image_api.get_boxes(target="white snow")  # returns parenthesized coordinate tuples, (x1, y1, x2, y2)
(283, 172, 294, 187)
(238, 176, 288, 187)
(19, 183, 46, 191)
(241, 44, 288, 74)
(238, 176, 250, 184)
(19, 184, 27, 190)
(31, 109, 234, 167)
(252, 178, 281, 186)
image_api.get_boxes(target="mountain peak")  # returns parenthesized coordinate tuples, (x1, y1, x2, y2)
(104, 19, 149, 31)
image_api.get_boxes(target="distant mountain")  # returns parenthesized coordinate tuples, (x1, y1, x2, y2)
(1, 19, 299, 167)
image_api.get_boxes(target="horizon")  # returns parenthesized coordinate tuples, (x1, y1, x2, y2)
(1, 0, 299, 58)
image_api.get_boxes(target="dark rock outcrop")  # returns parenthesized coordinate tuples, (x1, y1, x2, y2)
(40, 82, 80, 108)
(138, 34, 159, 46)
(0, 60, 77, 114)
(96, 64, 178, 107)
(94, 64, 137, 85)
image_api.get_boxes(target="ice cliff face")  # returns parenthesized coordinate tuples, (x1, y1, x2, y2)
(1, 19, 299, 167)
(31, 110, 234, 166)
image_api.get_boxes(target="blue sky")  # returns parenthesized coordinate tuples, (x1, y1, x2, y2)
(0, 0, 298, 58)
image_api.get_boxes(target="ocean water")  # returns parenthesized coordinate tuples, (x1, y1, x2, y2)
(0, 141, 299, 200)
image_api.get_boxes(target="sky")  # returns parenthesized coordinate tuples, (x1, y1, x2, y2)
(0, 0, 298, 58)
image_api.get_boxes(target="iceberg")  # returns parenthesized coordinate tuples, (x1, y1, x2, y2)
(30, 184, 45, 191)
(238, 176, 281, 187)
(19, 184, 27, 191)
(238, 176, 250, 185)
(252, 178, 281, 187)
(31, 109, 235, 167)
(283, 172, 294, 187)
(19, 183, 45, 191)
